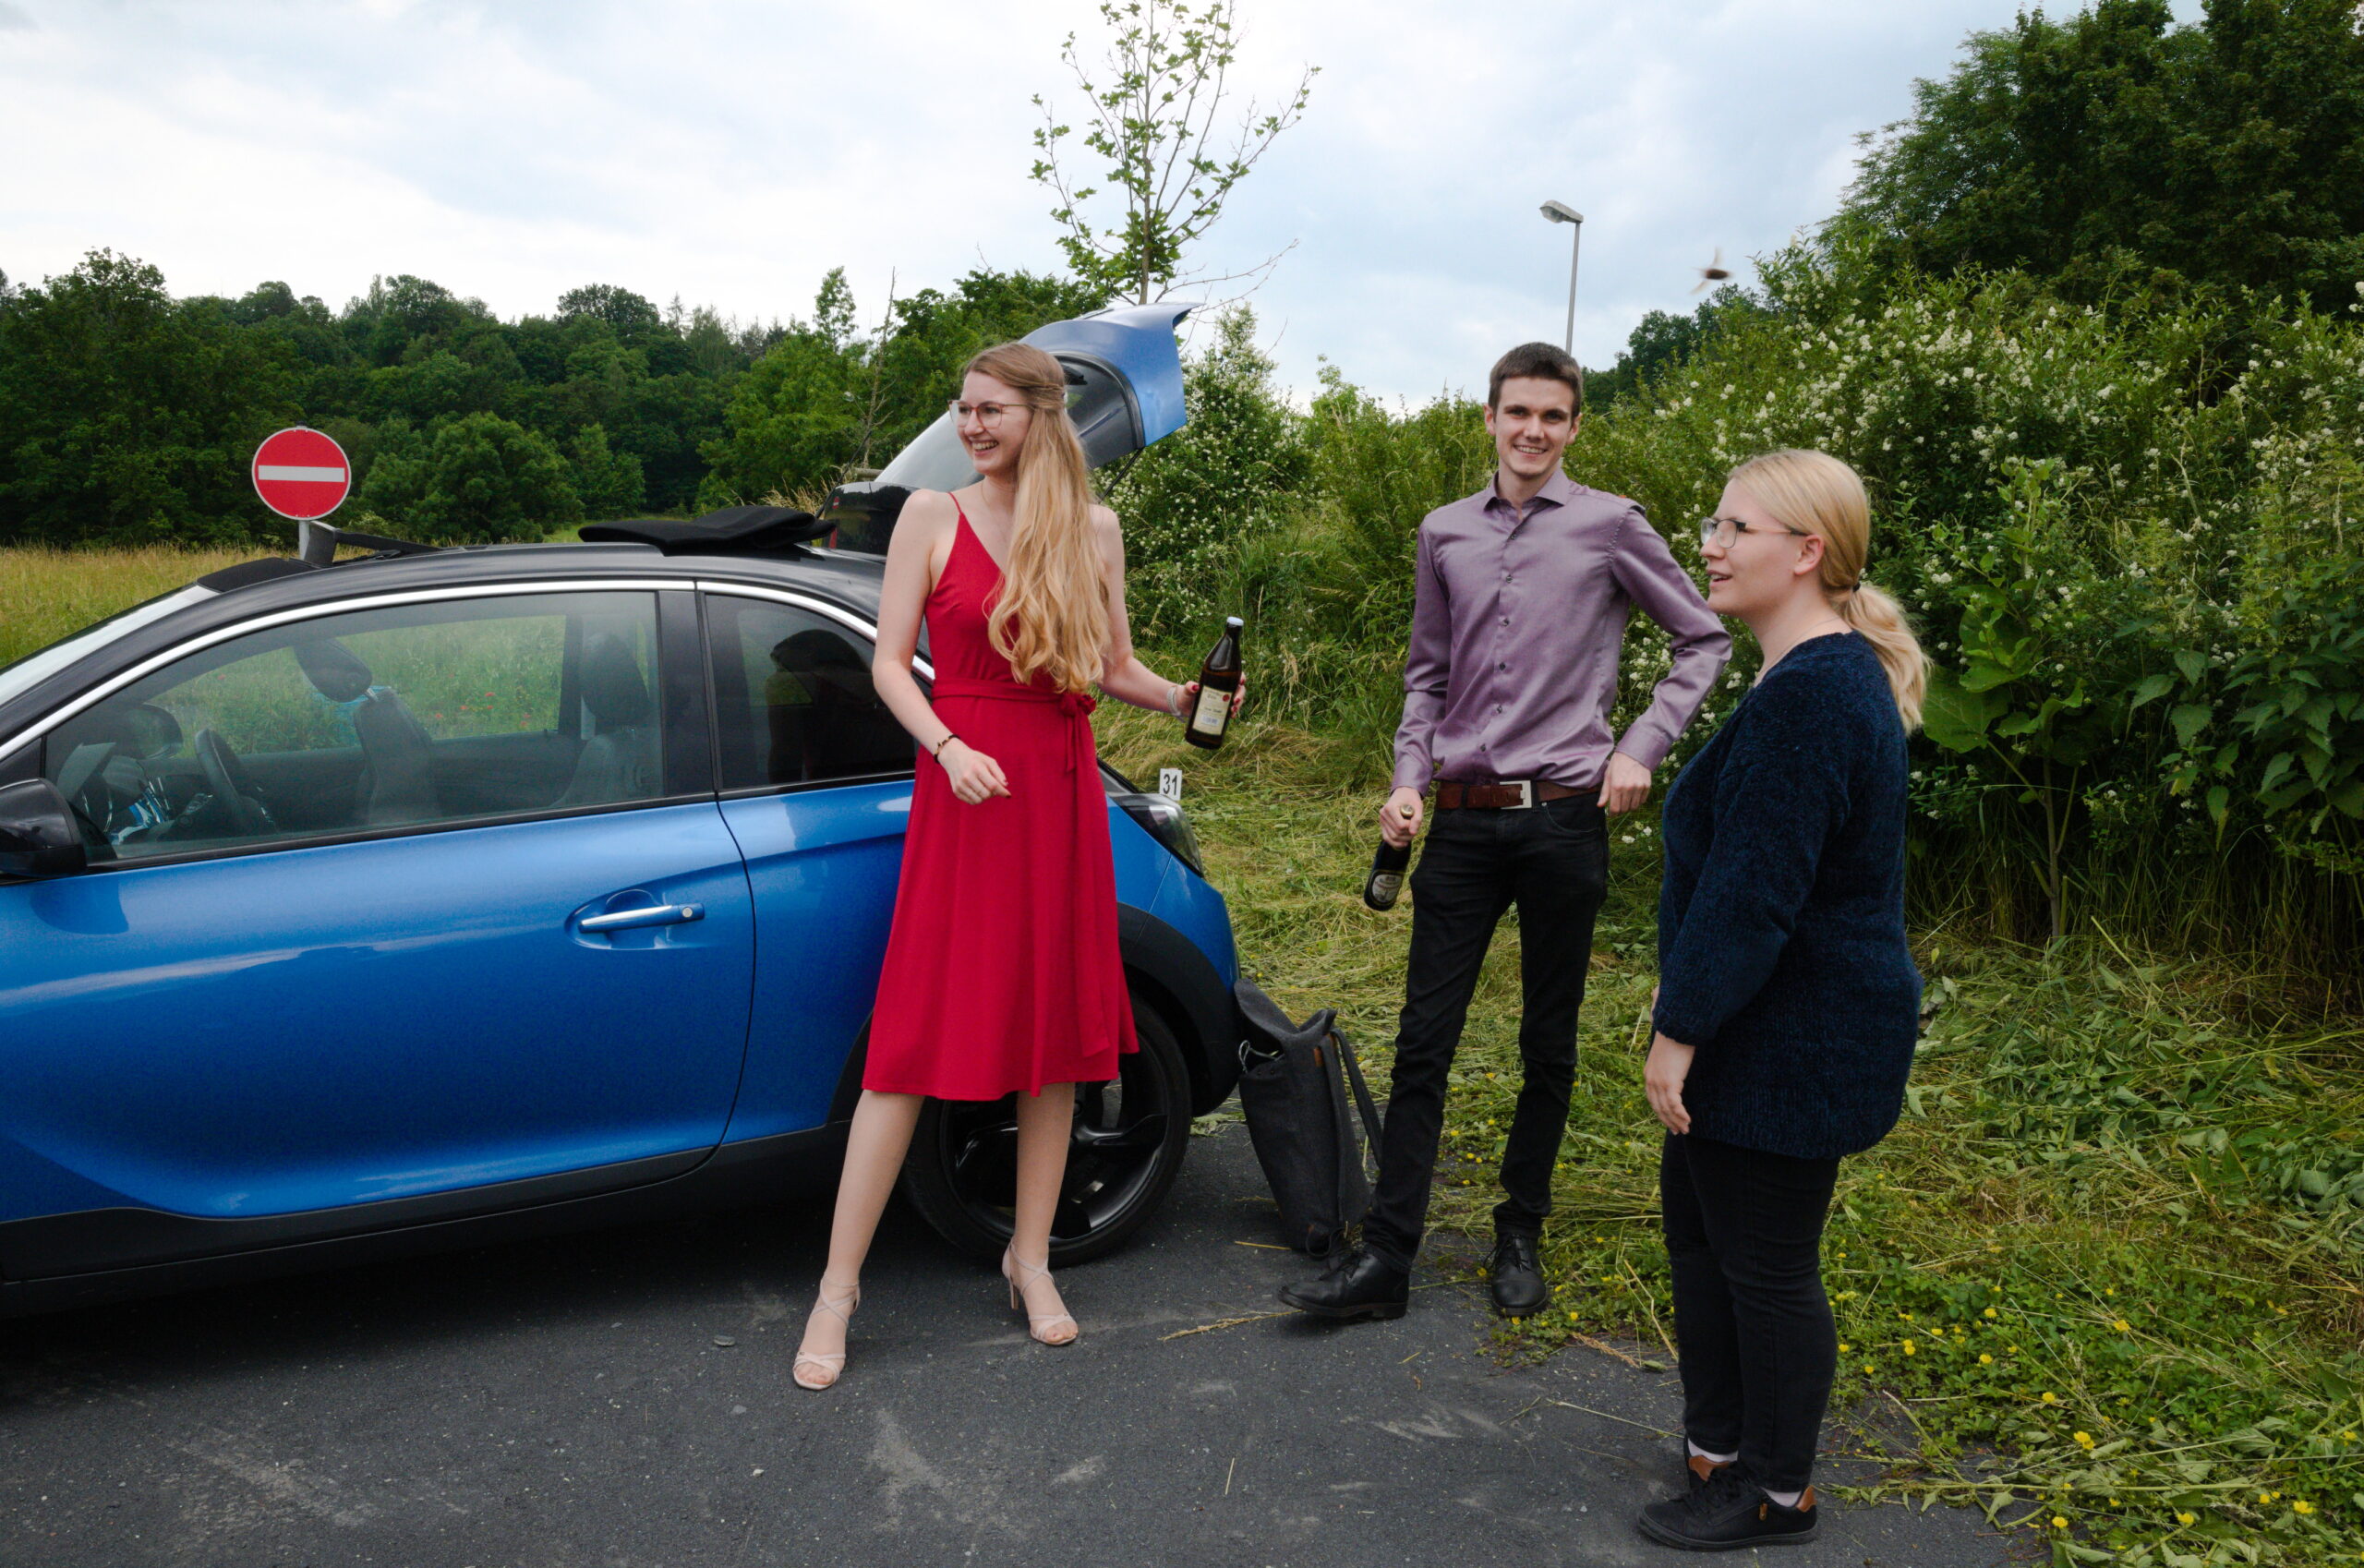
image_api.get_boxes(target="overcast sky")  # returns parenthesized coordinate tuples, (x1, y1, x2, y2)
(0, 0, 2204, 402)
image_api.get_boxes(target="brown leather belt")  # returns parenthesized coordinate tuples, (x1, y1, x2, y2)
(1433, 779, 1585, 810)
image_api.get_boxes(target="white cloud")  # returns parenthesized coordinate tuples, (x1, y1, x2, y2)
(0, 0, 2207, 400)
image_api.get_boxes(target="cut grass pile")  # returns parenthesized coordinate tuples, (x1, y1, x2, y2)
(1101, 701, 2364, 1568)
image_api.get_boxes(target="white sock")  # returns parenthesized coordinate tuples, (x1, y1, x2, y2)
(1686, 1440, 1738, 1465)
(1765, 1486, 1804, 1509)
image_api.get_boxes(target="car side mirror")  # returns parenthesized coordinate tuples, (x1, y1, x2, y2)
(0, 779, 89, 878)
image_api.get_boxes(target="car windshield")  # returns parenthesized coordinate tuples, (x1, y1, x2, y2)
(873, 412, 979, 492)
(0, 585, 219, 711)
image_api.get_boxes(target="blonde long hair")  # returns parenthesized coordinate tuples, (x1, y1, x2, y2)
(965, 342, 1108, 694)
(1729, 449, 1928, 730)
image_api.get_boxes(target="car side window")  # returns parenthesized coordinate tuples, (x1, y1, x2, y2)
(705, 595, 914, 790)
(43, 590, 665, 862)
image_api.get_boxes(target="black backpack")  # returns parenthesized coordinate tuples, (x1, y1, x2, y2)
(1234, 979, 1384, 1256)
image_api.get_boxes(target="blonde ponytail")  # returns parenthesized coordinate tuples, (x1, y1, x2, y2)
(964, 343, 1109, 694)
(1729, 449, 1929, 730)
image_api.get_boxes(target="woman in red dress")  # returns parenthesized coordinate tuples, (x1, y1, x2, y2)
(793, 342, 1240, 1390)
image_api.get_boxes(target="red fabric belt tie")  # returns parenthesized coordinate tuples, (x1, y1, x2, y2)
(933, 677, 1098, 771)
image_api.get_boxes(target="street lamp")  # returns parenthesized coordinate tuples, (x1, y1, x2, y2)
(1539, 200, 1584, 356)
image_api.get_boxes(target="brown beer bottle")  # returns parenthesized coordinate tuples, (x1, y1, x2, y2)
(1184, 616, 1243, 750)
(1363, 838, 1411, 911)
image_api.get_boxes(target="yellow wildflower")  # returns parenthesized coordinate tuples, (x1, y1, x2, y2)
(2073, 1431, 2094, 1449)
(1980, 1354, 1994, 1365)
(1902, 1340, 1917, 1356)
(1839, 1343, 1852, 1353)
(2295, 1501, 2315, 1515)
(1983, 1307, 1997, 1319)
(2041, 1392, 2057, 1405)
(2111, 1319, 2129, 1332)
(2051, 1515, 2068, 1530)
(2176, 1512, 2196, 1526)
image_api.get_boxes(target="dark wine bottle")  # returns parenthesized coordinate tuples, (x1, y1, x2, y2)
(1184, 616, 1244, 751)
(1363, 838, 1411, 911)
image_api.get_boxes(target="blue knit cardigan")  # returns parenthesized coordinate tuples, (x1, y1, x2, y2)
(1651, 631, 1921, 1161)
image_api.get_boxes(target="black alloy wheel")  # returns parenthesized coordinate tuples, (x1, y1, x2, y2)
(900, 989, 1194, 1266)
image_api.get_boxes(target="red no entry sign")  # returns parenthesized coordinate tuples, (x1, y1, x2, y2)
(251, 427, 352, 521)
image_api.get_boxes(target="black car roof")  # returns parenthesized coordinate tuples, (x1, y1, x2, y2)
(0, 542, 888, 747)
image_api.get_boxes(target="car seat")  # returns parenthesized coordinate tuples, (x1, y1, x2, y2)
(292, 639, 439, 826)
(556, 633, 659, 807)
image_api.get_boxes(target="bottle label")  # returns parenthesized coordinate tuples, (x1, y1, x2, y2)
(1369, 872, 1403, 905)
(1191, 684, 1231, 732)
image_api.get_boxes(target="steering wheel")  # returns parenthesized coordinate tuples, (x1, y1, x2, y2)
(193, 728, 270, 836)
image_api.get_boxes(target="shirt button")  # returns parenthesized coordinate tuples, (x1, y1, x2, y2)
(1501, 616, 1510, 625)
(1498, 662, 1507, 670)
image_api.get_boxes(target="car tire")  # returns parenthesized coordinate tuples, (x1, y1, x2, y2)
(900, 988, 1194, 1266)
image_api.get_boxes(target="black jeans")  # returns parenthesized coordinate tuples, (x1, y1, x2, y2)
(1361, 796, 1609, 1272)
(1659, 1133, 1841, 1493)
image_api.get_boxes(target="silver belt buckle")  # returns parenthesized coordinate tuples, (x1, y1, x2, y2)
(1508, 779, 1534, 809)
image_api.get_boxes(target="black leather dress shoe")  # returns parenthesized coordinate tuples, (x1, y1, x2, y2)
(1488, 1233, 1549, 1318)
(1276, 1245, 1409, 1321)
(1636, 1466, 1820, 1551)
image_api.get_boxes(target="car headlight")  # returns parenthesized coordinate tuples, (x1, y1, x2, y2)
(1111, 790, 1205, 875)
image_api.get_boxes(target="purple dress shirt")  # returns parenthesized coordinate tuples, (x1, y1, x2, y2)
(1390, 470, 1731, 793)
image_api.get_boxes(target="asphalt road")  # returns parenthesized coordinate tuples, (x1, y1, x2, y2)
(0, 1124, 2024, 1568)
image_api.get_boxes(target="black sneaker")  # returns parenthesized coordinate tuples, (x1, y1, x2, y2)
(1636, 1465, 1820, 1551)
(1683, 1452, 1734, 1492)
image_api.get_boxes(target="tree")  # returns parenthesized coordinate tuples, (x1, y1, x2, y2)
(566, 423, 646, 522)
(1835, 0, 2364, 311)
(0, 250, 301, 546)
(1031, 0, 1315, 303)
(1585, 286, 1770, 408)
(557, 284, 664, 342)
(356, 411, 581, 542)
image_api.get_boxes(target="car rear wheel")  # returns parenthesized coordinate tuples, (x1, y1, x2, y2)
(900, 989, 1193, 1266)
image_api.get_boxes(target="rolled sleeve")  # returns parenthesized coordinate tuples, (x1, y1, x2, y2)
(1610, 507, 1730, 773)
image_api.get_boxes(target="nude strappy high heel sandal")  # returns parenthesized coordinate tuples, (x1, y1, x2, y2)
(1000, 1248, 1078, 1346)
(792, 1280, 861, 1390)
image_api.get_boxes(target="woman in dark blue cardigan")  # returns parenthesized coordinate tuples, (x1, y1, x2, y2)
(1634, 450, 1926, 1552)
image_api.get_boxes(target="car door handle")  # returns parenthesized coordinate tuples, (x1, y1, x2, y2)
(578, 902, 705, 934)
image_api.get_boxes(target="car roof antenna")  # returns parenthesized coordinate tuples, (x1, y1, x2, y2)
(297, 519, 442, 566)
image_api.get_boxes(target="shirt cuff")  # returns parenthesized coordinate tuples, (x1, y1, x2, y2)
(1612, 726, 1671, 774)
(1390, 762, 1432, 793)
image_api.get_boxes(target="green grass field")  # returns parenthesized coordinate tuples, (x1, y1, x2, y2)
(9, 546, 2360, 1565)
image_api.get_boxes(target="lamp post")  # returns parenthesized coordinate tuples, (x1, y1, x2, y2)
(1539, 200, 1584, 356)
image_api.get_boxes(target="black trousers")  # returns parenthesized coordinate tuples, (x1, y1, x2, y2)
(1659, 1133, 1841, 1493)
(1361, 796, 1609, 1272)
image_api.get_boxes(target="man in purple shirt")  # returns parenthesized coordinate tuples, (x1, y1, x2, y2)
(1282, 342, 1729, 1323)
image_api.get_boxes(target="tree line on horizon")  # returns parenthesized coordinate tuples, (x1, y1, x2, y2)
(0, 256, 1104, 548)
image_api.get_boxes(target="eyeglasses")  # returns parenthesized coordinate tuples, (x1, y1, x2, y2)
(1696, 515, 1810, 550)
(950, 400, 1023, 428)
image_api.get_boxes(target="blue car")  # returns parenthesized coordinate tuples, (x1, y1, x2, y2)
(0, 305, 1238, 1318)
